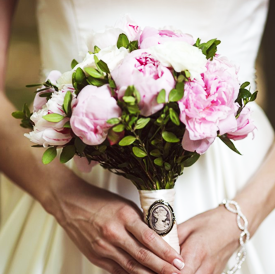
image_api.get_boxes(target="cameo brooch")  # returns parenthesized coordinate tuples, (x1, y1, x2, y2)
(146, 200, 176, 236)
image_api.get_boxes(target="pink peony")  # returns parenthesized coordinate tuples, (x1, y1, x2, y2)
(70, 85, 121, 145)
(47, 85, 75, 116)
(179, 56, 240, 154)
(139, 27, 194, 49)
(227, 105, 256, 141)
(26, 86, 76, 147)
(33, 70, 62, 112)
(111, 49, 176, 116)
(25, 107, 72, 147)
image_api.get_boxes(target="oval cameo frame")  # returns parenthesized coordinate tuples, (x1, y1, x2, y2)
(146, 200, 176, 236)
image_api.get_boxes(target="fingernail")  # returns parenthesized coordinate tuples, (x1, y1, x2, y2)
(173, 258, 185, 270)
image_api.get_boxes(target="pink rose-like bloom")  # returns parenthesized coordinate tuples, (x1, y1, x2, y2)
(179, 56, 240, 154)
(71, 85, 121, 146)
(139, 27, 194, 49)
(111, 50, 176, 116)
(26, 86, 76, 147)
(227, 105, 256, 141)
(33, 70, 62, 112)
(25, 107, 72, 147)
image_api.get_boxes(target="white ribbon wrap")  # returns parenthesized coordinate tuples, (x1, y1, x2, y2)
(139, 189, 180, 253)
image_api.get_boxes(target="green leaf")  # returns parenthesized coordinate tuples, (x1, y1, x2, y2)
(98, 145, 107, 152)
(183, 153, 200, 167)
(109, 78, 116, 89)
(60, 145, 76, 163)
(177, 74, 185, 83)
(75, 67, 86, 83)
(124, 86, 134, 96)
(127, 104, 140, 115)
(43, 113, 64, 122)
(63, 91, 73, 116)
(240, 82, 250, 89)
(250, 91, 258, 102)
(106, 118, 120, 125)
(132, 147, 147, 158)
(164, 162, 171, 171)
(87, 76, 107, 87)
(39, 93, 52, 99)
(12, 111, 25, 119)
(23, 103, 31, 117)
(113, 124, 125, 132)
(31, 145, 43, 148)
(157, 89, 166, 104)
(74, 137, 86, 154)
(150, 149, 162, 157)
(239, 89, 251, 99)
(135, 118, 151, 129)
(123, 96, 136, 103)
(117, 33, 130, 49)
(42, 147, 57, 165)
(154, 157, 163, 167)
(93, 55, 103, 73)
(169, 108, 180, 126)
(119, 136, 136, 146)
(97, 60, 110, 74)
(94, 45, 101, 53)
(219, 135, 241, 155)
(128, 40, 138, 52)
(26, 83, 42, 88)
(71, 59, 78, 69)
(63, 121, 71, 128)
(184, 70, 191, 79)
(84, 67, 103, 78)
(168, 83, 184, 102)
(163, 142, 171, 158)
(196, 38, 221, 60)
(133, 86, 141, 103)
(162, 131, 180, 143)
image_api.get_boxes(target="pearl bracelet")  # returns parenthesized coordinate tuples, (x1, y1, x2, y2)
(220, 199, 250, 274)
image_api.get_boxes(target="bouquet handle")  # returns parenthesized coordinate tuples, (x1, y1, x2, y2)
(139, 189, 180, 253)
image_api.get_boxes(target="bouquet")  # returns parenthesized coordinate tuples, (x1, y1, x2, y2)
(13, 16, 256, 252)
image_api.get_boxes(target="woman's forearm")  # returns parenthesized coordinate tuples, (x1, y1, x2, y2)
(0, 0, 78, 210)
(0, 92, 84, 209)
(234, 140, 275, 237)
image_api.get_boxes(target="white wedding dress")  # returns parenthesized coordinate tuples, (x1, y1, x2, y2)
(0, 0, 274, 273)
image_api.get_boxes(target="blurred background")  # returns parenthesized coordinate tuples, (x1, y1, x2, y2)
(4, 0, 275, 128)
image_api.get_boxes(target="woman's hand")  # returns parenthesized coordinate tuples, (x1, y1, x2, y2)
(177, 206, 240, 274)
(45, 176, 185, 274)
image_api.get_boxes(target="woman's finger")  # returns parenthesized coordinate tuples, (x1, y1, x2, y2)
(96, 257, 129, 274)
(180, 242, 203, 274)
(91, 233, 155, 274)
(126, 218, 185, 270)
(108, 246, 157, 274)
(117, 230, 183, 274)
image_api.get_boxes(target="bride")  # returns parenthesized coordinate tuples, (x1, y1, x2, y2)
(1, 0, 275, 273)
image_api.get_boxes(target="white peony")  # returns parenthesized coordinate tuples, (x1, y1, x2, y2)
(114, 14, 141, 41)
(150, 41, 207, 80)
(86, 27, 125, 51)
(77, 46, 129, 72)
(57, 71, 73, 88)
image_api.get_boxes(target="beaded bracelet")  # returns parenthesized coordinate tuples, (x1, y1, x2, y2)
(220, 199, 250, 274)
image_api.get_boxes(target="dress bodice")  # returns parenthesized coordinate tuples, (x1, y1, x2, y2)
(37, 0, 269, 91)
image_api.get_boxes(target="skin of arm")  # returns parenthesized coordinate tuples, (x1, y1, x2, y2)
(0, 1, 185, 273)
